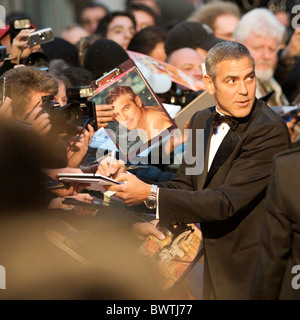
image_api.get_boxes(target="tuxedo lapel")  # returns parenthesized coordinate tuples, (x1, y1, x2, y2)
(198, 114, 213, 189)
(202, 99, 260, 188)
(195, 100, 258, 189)
(204, 129, 239, 187)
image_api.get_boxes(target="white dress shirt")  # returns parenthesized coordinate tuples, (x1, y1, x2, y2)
(156, 107, 230, 218)
(208, 122, 230, 170)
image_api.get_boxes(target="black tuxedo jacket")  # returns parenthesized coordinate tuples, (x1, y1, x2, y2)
(158, 99, 291, 299)
(249, 147, 300, 300)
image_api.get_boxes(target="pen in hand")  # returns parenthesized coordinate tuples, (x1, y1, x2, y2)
(108, 149, 116, 178)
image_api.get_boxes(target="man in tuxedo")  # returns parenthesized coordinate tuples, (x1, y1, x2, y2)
(249, 147, 300, 299)
(98, 41, 291, 299)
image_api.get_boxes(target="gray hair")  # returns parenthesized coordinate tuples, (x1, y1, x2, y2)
(233, 8, 286, 44)
(205, 41, 255, 82)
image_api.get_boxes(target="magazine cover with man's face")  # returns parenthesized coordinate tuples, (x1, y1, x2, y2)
(91, 59, 177, 163)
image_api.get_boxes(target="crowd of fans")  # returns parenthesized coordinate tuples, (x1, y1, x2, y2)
(0, 0, 300, 300)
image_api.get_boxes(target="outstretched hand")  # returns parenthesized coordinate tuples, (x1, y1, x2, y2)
(107, 173, 152, 206)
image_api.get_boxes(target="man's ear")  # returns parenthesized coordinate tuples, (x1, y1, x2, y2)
(135, 96, 143, 108)
(203, 74, 215, 96)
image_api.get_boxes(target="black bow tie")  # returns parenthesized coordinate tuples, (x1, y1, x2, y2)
(212, 110, 238, 134)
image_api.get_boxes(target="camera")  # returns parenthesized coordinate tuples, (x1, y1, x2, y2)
(28, 28, 54, 48)
(40, 86, 98, 135)
(0, 46, 6, 62)
(163, 83, 200, 108)
(66, 86, 98, 131)
(9, 18, 31, 42)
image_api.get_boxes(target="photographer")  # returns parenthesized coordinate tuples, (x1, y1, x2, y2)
(3, 66, 56, 135)
(2, 65, 101, 210)
(0, 25, 41, 75)
(2, 66, 94, 169)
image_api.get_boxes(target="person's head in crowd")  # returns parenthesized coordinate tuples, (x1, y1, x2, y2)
(55, 79, 68, 106)
(94, 11, 136, 50)
(77, 1, 109, 34)
(126, 3, 161, 32)
(49, 62, 90, 105)
(187, 1, 241, 41)
(61, 66, 94, 87)
(84, 39, 130, 80)
(49, 71, 71, 106)
(164, 21, 224, 60)
(48, 59, 69, 75)
(274, 10, 291, 29)
(267, 2, 295, 32)
(60, 24, 90, 45)
(166, 47, 204, 81)
(3, 66, 58, 120)
(41, 37, 80, 67)
(128, 25, 167, 61)
(126, 0, 161, 16)
(233, 8, 286, 82)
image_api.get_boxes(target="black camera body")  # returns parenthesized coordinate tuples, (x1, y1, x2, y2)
(66, 86, 98, 132)
(41, 86, 98, 135)
(165, 87, 199, 108)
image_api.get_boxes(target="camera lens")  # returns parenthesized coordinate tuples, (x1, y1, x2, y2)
(63, 102, 83, 127)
